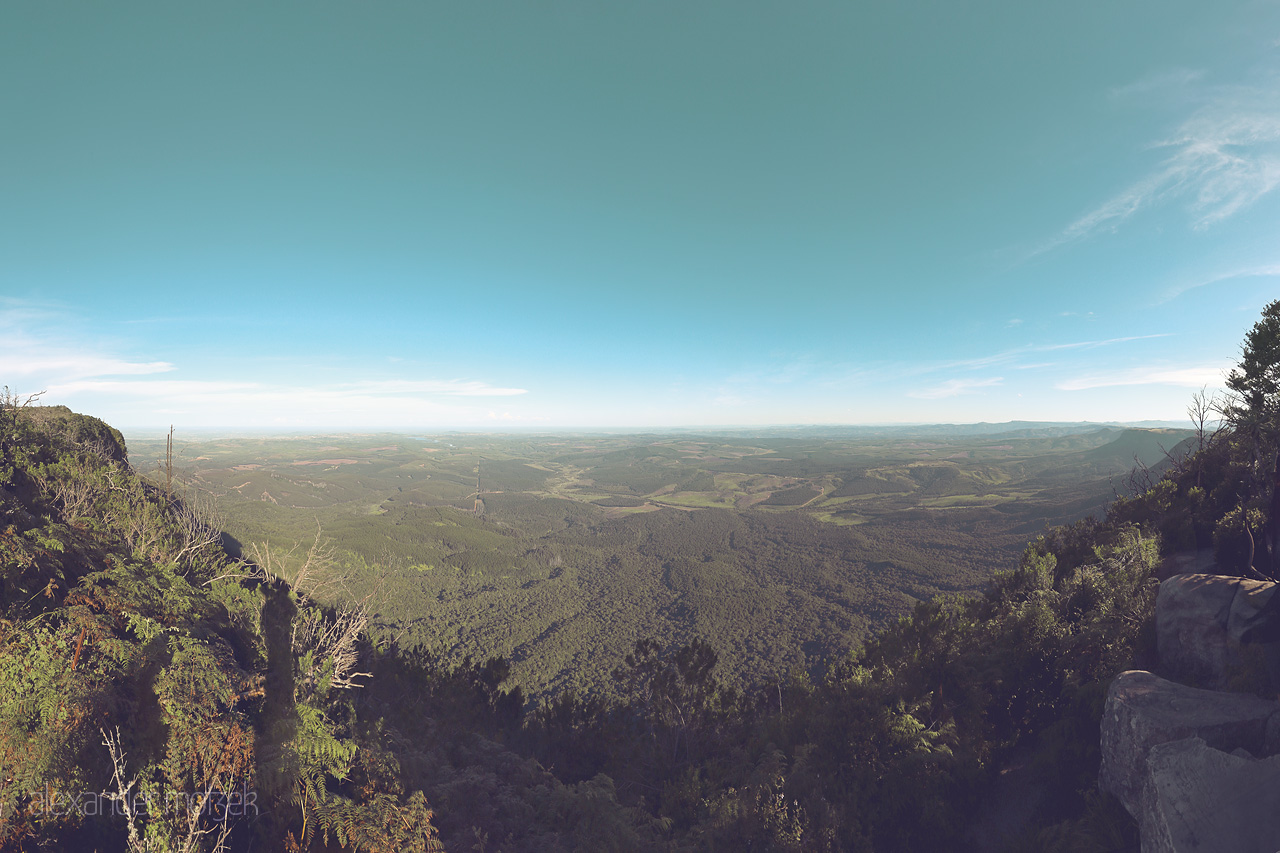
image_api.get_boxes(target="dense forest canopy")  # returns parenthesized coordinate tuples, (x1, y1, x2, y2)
(124, 422, 1189, 700)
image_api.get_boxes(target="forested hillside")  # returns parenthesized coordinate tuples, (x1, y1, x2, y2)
(0, 398, 449, 850)
(3, 300, 1278, 851)
(126, 423, 1189, 699)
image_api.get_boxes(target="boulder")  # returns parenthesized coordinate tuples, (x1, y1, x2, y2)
(1139, 737, 1280, 853)
(1099, 670, 1280, 815)
(1229, 579, 1280, 643)
(1156, 574, 1277, 689)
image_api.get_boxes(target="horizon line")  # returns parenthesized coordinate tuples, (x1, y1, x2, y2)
(109, 417, 1201, 437)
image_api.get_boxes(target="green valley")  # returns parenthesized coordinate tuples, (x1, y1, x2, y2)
(126, 424, 1191, 700)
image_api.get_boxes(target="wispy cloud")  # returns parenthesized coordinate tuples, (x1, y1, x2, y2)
(1108, 68, 1205, 100)
(907, 335, 1174, 399)
(43, 378, 531, 426)
(1057, 365, 1227, 391)
(908, 377, 1004, 399)
(46, 380, 256, 397)
(933, 334, 1170, 373)
(1037, 333, 1171, 352)
(712, 391, 748, 407)
(934, 352, 1018, 372)
(1033, 71, 1280, 255)
(1176, 108, 1280, 229)
(486, 411, 547, 421)
(0, 312, 176, 382)
(47, 378, 528, 406)
(7, 306, 533, 427)
(1163, 263, 1280, 301)
(351, 380, 527, 397)
(1, 355, 175, 378)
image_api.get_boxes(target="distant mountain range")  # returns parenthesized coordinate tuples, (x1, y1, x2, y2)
(642, 420, 1201, 440)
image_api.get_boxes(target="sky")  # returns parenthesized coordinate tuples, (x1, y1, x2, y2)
(2, 2, 1279, 432)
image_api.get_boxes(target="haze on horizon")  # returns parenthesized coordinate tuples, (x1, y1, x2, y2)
(3, 2, 1279, 431)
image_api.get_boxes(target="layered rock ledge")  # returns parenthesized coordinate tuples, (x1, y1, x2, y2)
(1142, 737, 1280, 853)
(1101, 571, 1280, 852)
(1157, 573, 1278, 690)
(1099, 670, 1280, 813)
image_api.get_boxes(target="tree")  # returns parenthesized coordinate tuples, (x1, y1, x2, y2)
(1221, 300, 1280, 575)
(1225, 299, 1280, 432)
(0, 387, 43, 495)
(1187, 386, 1220, 489)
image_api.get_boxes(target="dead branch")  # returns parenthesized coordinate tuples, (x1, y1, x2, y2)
(250, 524, 376, 693)
(168, 487, 226, 569)
(1123, 454, 1154, 496)
(102, 726, 150, 853)
(292, 594, 374, 692)
(102, 726, 239, 853)
(248, 522, 338, 598)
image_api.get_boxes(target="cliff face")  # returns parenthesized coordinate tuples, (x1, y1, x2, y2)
(0, 405, 444, 851)
(8, 403, 127, 461)
(0, 406, 261, 848)
(1100, 573, 1280, 852)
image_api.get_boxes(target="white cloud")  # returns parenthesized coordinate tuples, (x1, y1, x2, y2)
(1178, 110, 1280, 229)
(1057, 366, 1228, 391)
(29, 363, 525, 401)
(4, 303, 532, 426)
(43, 377, 533, 424)
(0, 311, 176, 382)
(1036, 71, 1280, 254)
(47, 380, 258, 397)
(908, 377, 1004, 399)
(1, 355, 175, 378)
(41, 377, 532, 427)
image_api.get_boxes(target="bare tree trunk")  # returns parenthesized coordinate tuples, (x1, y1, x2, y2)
(165, 425, 174, 501)
(1270, 452, 1280, 575)
(1188, 386, 1218, 489)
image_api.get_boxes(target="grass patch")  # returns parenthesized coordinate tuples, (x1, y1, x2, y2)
(652, 491, 737, 508)
(812, 510, 869, 525)
(592, 495, 647, 507)
(602, 504, 662, 516)
(919, 494, 1016, 508)
(759, 485, 821, 506)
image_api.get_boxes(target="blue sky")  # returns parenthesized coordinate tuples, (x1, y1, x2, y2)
(3, 2, 1279, 431)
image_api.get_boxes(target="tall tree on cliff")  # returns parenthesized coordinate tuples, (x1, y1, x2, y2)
(1222, 299, 1280, 575)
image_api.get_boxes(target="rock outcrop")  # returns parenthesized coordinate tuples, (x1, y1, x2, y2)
(1102, 571, 1280, 852)
(1156, 573, 1277, 690)
(1099, 670, 1280, 814)
(1140, 737, 1280, 853)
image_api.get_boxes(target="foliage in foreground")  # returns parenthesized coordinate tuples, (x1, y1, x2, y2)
(0, 399, 443, 851)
